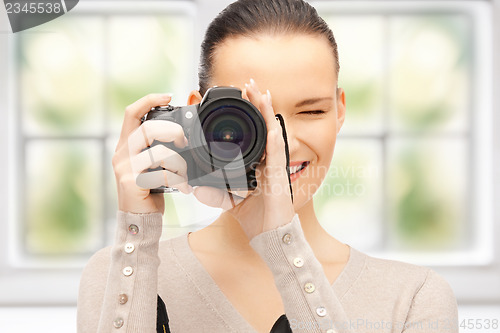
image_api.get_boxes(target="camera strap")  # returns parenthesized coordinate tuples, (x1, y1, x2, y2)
(275, 113, 293, 204)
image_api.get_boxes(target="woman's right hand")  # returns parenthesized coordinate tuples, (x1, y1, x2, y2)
(112, 93, 193, 214)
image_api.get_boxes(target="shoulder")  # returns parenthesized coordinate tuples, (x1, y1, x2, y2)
(363, 251, 453, 292)
(354, 248, 457, 310)
(157, 233, 189, 271)
(363, 251, 431, 282)
(77, 245, 113, 328)
(79, 245, 113, 292)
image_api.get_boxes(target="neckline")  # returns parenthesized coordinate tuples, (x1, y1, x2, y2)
(169, 231, 366, 332)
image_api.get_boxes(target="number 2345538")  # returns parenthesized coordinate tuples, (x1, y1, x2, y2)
(5, 2, 63, 14)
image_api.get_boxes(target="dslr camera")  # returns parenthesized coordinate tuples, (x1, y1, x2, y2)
(142, 87, 267, 193)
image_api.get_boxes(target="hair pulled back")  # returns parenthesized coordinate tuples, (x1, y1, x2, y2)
(198, 0, 340, 95)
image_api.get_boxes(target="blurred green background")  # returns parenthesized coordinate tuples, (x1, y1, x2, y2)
(16, 11, 472, 257)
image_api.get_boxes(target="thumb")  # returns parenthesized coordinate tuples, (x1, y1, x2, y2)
(193, 186, 245, 210)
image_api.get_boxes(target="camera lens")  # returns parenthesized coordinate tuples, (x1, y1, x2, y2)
(202, 106, 257, 162)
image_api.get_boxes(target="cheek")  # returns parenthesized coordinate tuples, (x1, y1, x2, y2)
(304, 119, 338, 165)
(292, 120, 338, 205)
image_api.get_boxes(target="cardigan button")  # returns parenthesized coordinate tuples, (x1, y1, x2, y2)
(316, 306, 327, 317)
(304, 282, 315, 293)
(282, 233, 292, 244)
(293, 257, 304, 267)
(326, 329, 336, 333)
(113, 317, 124, 328)
(118, 293, 128, 305)
(128, 224, 139, 235)
(122, 266, 134, 276)
(124, 243, 135, 254)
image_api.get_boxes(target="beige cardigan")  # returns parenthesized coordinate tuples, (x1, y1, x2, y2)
(77, 211, 458, 332)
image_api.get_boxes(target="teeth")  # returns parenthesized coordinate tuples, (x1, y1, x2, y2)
(290, 162, 307, 174)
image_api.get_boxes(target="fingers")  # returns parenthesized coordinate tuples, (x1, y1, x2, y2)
(242, 79, 288, 195)
(244, 78, 263, 110)
(116, 93, 173, 151)
(241, 88, 249, 102)
(136, 169, 192, 194)
(193, 186, 245, 210)
(128, 120, 187, 155)
(259, 89, 281, 133)
(243, 79, 280, 133)
(130, 144, 188, 177)
(257, 91, 291, 200)
(265, 126, 287, 176)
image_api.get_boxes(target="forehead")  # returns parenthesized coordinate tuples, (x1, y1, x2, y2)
(210, 34, 337, 99)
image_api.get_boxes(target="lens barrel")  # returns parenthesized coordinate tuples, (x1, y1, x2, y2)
(190, 96, 266, 174)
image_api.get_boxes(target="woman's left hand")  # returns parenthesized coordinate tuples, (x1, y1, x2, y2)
(192, 79, 295, 241)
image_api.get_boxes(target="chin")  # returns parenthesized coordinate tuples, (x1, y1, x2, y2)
(290, 167, 326, 211)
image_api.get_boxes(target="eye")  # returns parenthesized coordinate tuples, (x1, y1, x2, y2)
(299, 110, 326, 115)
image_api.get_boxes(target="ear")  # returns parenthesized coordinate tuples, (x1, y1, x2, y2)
(336, 87, 346, 134)
(188, 90, 203, 105)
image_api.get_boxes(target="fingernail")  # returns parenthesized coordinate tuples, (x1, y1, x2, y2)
(184, 137, 188, 146)
(163, 93, 173, 99)
(188, 185, 194, 193)
(250, 78, 255, 87)
(244, 83, 249, 89)
(267, 89, 272, 105)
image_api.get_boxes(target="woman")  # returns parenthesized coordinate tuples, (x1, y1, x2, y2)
(77, 0, 459, 332)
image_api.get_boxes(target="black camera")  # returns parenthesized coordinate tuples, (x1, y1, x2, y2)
(142, 87, 267, 193)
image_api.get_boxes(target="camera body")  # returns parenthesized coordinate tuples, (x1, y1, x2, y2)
(142, 87, 267, 193)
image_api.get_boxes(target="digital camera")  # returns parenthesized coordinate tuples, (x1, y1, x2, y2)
(142, 87, 267, 193)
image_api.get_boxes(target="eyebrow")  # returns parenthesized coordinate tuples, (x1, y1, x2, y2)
(295, 97, 333, 108)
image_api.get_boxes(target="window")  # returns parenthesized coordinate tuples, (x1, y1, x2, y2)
(2, 0, 203, 304)
(1, 0, 497, 306)
(311, 0, 496, 301)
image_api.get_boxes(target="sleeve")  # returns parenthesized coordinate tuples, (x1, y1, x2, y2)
(401, 269, 459, 333)
(77, 210, 163, 333)
(249, 214, 352, 333)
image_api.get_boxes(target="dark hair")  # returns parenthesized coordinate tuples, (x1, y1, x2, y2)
(198, 0, 340, 95)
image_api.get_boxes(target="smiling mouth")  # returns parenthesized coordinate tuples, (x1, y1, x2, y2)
(289, 161, 310, 175)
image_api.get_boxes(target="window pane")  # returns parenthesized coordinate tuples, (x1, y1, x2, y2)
(389, 15, 471, 133)
(108, 15, 194, 135)
(25, 141, 102, 255)
(386, 138, 468, 251)
(322, 15, 385, 135)
(19, 17, 105, 136)
(16, 10, 195, 262)
(314, 139, 383, 251)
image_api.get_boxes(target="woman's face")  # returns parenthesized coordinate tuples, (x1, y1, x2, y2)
(194, 33, 346, 211)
